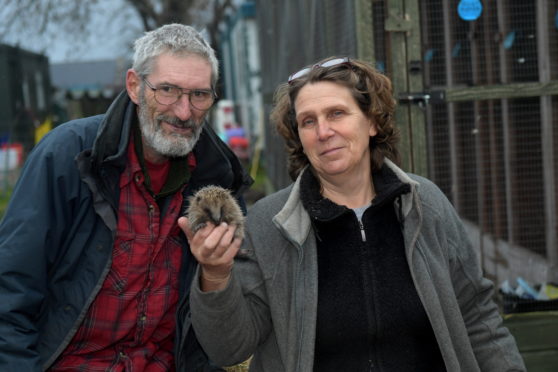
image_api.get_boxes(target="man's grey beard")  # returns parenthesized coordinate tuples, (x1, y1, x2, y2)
(138, 91, 203, 158)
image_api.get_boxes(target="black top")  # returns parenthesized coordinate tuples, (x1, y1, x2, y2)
(300, 165, 446, 372)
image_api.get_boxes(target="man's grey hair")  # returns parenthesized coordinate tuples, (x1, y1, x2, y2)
(132, 23, 219, 88)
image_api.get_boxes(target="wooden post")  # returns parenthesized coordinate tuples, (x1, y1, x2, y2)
(386, 0, 427, 176)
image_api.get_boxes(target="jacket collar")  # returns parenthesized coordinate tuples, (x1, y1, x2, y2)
(90, 90, 135, 172)
(383, 158, 419, 219)
(75, 91, 136, 216)
(272, 170, 313, 248)
(273, 159, 419, 246)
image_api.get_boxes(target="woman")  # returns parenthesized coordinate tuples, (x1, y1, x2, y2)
(182, 57, 525, 371)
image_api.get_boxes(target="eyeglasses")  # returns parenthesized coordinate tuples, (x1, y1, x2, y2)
(287, 57, 352, 84)
(143, 78, 216, 111)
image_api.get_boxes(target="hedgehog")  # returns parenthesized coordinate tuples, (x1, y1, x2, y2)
(186, 185, 245, 240)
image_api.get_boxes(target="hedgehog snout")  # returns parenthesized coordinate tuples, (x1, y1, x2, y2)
(204, 207, 222, 225)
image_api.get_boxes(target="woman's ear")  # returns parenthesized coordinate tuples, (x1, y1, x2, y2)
(369, 119, 378, 137)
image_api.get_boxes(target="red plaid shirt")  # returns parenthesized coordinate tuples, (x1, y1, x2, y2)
(51, 136, 194, 371)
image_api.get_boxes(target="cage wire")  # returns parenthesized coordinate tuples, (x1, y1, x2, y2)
(256, 0, 360, 188)
(421, 0, 556, 263)
(255, 0, 558, 293)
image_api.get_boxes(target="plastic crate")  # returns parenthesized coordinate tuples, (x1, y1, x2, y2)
(501, 293, 558, 314)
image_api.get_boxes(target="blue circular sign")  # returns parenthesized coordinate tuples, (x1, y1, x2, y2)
(458, 0, 483, 21)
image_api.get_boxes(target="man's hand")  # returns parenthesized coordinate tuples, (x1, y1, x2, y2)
(178, 216, 241, 292)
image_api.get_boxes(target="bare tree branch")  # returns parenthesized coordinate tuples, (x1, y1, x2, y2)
(0, 0, 226, 61)
(207, 0, 235, 47)
(125, 0, 159, 30)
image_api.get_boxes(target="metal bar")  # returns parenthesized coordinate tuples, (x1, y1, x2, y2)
(420, 0, 436, 180)
(388, 0, 413, 171)
(405, 0, 428, 177)
(537, 0, 557, 268)
(444, 80, 558, 102)
(467, 12, 484, 269)
(496, 0, 514, 247)
(482, 1, 504, 275)
(442, 0, 460, 210)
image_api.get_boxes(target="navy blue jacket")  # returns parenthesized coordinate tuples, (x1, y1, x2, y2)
(0, 91, 252, 371)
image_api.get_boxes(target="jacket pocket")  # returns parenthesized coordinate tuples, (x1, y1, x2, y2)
(102, 235, 133, 294)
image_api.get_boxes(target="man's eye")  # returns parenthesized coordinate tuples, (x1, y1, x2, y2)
(192, 90, 210, 98)
(159, 86, 177, 95)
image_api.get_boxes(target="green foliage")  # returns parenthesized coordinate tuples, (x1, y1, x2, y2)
(251, 163, 268, 192)
(0, 190, 11, 220)
(243, 163, 269, 207)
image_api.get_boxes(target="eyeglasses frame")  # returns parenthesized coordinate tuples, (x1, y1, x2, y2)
(142, 77, 216, 111)
(287, 57, 353, 84)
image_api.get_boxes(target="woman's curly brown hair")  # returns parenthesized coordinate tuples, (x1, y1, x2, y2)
(270, 56, 401, 181)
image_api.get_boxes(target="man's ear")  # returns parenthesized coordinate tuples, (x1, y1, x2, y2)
(126, 69, 141, 104)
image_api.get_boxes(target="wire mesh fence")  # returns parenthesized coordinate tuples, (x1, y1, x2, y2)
(255, 0, 360, 188)
(255, 0, 558, 284)
(420, 0, 557, 266)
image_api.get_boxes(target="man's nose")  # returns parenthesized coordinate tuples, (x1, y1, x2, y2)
(172, 94, 193, 121)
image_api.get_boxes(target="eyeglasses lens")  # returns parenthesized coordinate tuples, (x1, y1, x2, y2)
(152, 85, 214, 110)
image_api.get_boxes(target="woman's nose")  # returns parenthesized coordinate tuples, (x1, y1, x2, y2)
(316, 119, 333, 140)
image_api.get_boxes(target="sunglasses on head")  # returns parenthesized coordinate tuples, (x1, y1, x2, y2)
(287, 57, 353, 84)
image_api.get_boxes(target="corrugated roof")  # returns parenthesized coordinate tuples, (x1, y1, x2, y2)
(50, 58, 130, 92)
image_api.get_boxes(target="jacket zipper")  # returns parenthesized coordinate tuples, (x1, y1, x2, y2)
(359, 219, 367, 242)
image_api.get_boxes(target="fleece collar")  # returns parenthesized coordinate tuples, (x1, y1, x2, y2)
(299, 163, 411, 222)
(273, 159, 419, 247)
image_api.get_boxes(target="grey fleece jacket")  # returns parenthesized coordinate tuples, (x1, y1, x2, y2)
(190, 160, 525, 371)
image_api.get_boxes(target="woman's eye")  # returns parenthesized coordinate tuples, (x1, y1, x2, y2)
(300, 118, 315, 127)
(330, 110, 344, 118)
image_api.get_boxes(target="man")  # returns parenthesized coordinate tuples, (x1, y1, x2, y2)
(0, 24, 251, 371)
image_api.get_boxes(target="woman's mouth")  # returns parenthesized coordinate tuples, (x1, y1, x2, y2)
(321, 147, 342, 156)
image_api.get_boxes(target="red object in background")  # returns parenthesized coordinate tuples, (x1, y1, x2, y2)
(228, 136, 249, 160)
(0, 143, 24, 170)
(228, 136, 249, 148)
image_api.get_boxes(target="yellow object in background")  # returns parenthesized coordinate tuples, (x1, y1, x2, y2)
(35, 116, 53, 144)
(223, 356, 252, 372)
(544, 284, 558, 300)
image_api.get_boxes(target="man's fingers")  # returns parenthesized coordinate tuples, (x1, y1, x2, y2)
(177, 216, 193, 241)
(186, 222, 229, 261)
(201, 222, 229, 250)
(199, 236, 240, 282)
(208, 224, 237, 258)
